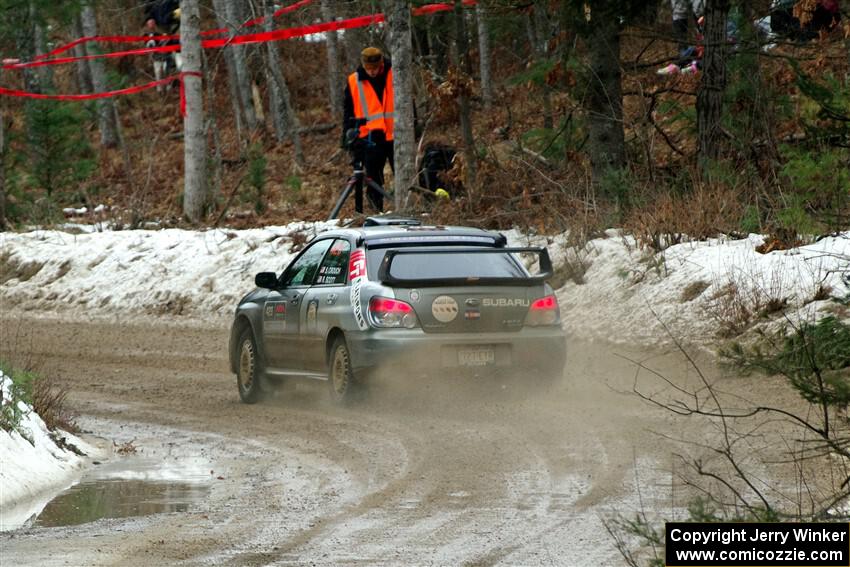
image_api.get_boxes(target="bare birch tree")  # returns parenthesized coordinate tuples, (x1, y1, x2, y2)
(475, 1, 493, 109)
(389, 0, 415, 211)
(72, 14, 93, 94)
(181, 0, 208, 222)
(212, 0, 245, 141)
(321, 0, 343, 120)
(212, 0, 258, 135)
(263, 1, 304, 166)
(81, 1, 121, 148)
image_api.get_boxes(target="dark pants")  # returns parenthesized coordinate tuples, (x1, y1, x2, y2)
(351, 138, 394, 213)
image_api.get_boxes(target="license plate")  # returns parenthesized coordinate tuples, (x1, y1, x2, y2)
(458, 347, 495, 366)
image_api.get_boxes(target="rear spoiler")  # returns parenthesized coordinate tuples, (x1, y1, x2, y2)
(377, 247, 554, 287)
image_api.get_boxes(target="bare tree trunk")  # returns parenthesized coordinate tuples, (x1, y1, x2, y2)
(72, 15, 93, 94)
(181, 0, 208, 222)
(532, 4, 554, 129)
(205, 51, 223, 205)
(585, 2, 625, 184)
(212, 0, 258, 134)
(81, 2, 121, 149)
(697, 0, 729, 162)
(321, 0, 343, 120)
(389, 0, 415, 212)
(263, 1, 304, 165)
(475, 2, 493, 108)
(16, 5, 41, 151)
(30, 1, 53, 91)
(227, 0, 258, 131)
(558, 4, 577, 163)
(265, 63, 286, 140)
(739, 2, 776, 162)
(211, 0, 245, 142)
(262, 0, 285, 139)
(454, 0, 477, 189)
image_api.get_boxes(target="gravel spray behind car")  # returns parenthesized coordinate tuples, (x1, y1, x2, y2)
(229, 218, 566, 404)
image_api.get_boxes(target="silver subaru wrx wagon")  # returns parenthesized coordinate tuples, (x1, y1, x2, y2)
(228, 218, 566, 404)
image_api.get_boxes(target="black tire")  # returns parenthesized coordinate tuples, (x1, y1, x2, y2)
(328, 336, 361, 404)
(236, 328, 263, 404)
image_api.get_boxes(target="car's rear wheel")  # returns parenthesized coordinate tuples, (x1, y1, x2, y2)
(236, 328, 263, 404)
(328, 336, 361, 404)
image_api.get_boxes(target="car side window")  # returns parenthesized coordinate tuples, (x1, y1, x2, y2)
(314, 240, 351, 286)
(280, 239, 333, 287)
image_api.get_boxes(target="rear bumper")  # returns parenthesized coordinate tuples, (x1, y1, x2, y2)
(346, 327, 566, 376)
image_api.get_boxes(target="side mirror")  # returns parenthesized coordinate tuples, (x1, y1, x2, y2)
(255, 272, 278, 289)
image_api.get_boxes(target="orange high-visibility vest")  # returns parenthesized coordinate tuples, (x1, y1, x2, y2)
(348, 69, 394, 141)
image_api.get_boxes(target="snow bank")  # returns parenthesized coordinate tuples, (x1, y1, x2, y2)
(0, 371, 100, 530)
(0, 221, 337, 320)
(542, 231, 850, 346)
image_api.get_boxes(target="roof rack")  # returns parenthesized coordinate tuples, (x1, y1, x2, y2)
(363, 216, 422, 227)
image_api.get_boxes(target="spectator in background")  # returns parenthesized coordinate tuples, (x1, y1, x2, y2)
(142, 0, 181, 89)
(671, 0, 705, 54)
(342, 47, 395, 213)
(658, 0, 706, 75)
(143, 0, 180, 34)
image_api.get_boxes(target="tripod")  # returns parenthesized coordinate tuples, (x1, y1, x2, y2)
(327, 151, 391, 221)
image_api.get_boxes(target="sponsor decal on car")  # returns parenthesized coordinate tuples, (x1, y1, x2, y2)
(349, 249, 368, 330)
(316, 264, 343, 285)
(409, 289, 421, 303)
(265, 302, 286, 321)
(432, 295, 459, 323)
(307, 300, 318, 330)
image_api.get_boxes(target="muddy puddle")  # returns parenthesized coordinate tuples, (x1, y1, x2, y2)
(33, 477, 208, 528)
(2, 455, 212, 531)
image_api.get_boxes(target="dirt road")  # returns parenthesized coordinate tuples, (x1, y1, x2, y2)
(0, 313, 700, 566)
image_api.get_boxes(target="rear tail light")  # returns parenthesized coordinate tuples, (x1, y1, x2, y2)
(524, 294, 561, 326)
(368, 297, 419, 329)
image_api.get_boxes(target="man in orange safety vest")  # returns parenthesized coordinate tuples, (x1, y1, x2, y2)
(342, 47, 394, 213)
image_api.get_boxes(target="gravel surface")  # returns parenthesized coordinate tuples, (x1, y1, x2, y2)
(0, 312, 789, 566)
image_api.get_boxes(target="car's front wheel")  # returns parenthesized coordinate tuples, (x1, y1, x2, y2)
(328, 336, 361, 404)
(236, 328, 263, 404)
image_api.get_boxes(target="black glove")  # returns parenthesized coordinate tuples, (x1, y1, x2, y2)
(343, 128, 360, 150)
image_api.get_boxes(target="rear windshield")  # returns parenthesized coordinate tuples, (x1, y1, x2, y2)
(366, 247, 527, 281)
